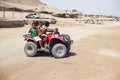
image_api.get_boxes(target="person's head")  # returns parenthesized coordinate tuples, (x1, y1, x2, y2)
(31, 23, 34, 27)
(39, 22, 43, 27)
(32, 21, 39, 27)
(45, 21, 50, 27)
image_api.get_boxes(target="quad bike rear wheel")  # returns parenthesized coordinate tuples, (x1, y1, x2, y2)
(51, 43, 67, 58)
(24, 42, 37, 57)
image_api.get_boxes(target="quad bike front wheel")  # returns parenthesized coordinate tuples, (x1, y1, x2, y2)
(51, 43, 67, 58)
(24, 42, 37, 57)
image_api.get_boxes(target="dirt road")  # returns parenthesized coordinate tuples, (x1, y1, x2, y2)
(0, 24, 120, 80)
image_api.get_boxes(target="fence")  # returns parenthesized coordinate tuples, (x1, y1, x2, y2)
(0, 11, 30, 19)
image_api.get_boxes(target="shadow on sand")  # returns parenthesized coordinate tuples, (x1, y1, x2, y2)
(35, 51, 77, 58)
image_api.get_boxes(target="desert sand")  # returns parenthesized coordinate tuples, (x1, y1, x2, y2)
(0, 23, 120, 80)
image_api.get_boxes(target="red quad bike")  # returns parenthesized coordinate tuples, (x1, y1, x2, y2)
(23, 28, 73, 58)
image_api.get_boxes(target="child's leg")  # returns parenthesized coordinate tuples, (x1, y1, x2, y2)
(34, 36, 44, 49)
(39, 40, 44, 49)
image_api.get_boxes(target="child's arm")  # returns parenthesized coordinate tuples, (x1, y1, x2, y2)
(28, 27, 32, 33)
(46, 27, 54, 31)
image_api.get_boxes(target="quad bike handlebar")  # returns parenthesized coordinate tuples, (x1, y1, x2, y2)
(46, 28, 60, 35)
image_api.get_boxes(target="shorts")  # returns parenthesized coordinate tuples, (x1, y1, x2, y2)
(33, 36, 41, 41)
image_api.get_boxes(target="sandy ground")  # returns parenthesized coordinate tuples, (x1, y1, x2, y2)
(0, 23, 120, 80)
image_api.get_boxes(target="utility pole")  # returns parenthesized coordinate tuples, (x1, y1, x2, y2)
(12, 8, 14, 18)
(3, 0, 6, 18)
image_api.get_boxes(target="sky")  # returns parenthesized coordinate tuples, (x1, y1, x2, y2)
(41, 0, 120, 16)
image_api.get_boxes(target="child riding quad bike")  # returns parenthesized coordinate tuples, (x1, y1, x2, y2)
(23, 28, 73, 58)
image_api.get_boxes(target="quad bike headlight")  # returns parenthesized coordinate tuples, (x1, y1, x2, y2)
(64, 37, 68, 41)
(64, 35, 71, 41)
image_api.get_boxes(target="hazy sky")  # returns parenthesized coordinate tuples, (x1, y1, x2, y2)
(41, 0, 120, 16)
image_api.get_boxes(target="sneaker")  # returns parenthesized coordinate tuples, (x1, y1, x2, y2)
(45, 43, 48, 49)
(41, 47, 45, 50)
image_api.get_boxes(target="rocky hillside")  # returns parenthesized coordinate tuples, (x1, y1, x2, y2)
(1, 0, 46, 6)
(0, 0, 64, 13)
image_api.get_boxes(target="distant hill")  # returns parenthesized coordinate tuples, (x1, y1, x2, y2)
(4, 0, 46, 6)
(0, 0, 64, 13)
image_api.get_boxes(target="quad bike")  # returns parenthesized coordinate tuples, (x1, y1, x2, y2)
(23, 28, 73, 58)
